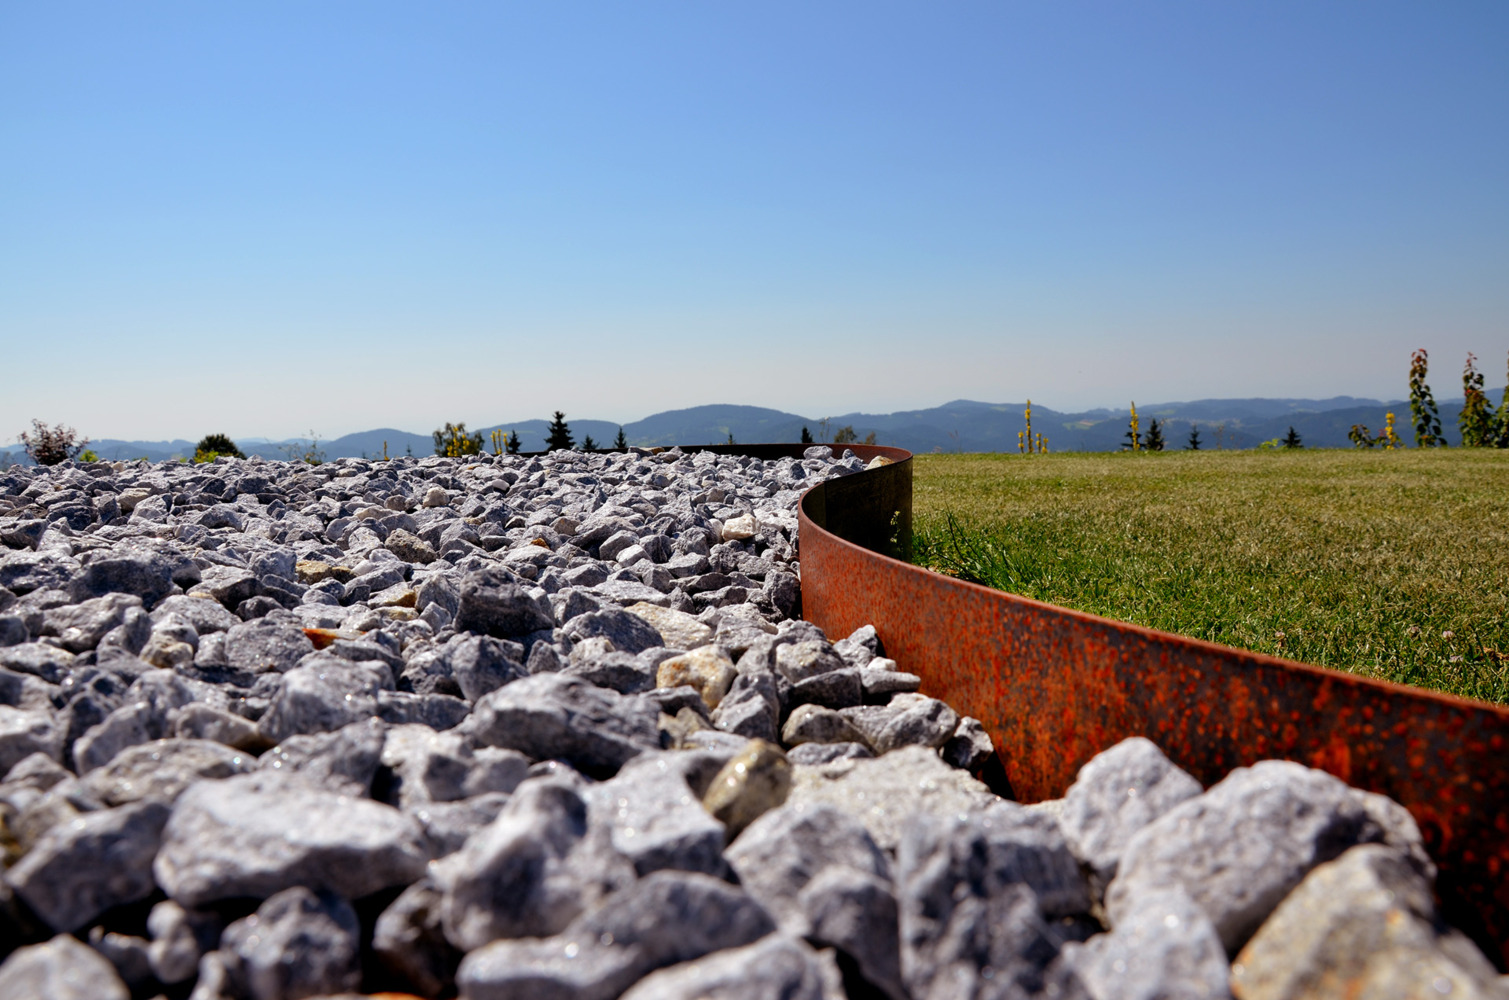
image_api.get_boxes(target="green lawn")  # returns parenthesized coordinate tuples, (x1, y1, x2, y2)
(911, 449, 1509, 705)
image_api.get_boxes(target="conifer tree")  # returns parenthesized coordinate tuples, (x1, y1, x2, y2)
(614, 426, 628, 450)
(582, 434, 598, 453)
(1282, 426, 1303, 449)
(1409, 350, 1444, 447)
(800, 427, 813, 444)
(505, 430, 521, 455)
(545, 412, 574, 451)
(1144, 418, 1165, 452)
(1186, 425, 1202, 451)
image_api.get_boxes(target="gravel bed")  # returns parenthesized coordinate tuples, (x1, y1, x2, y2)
(0, 446, 1504, 1000)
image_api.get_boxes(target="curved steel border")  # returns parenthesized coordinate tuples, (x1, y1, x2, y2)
(774, 443, 1509, 967)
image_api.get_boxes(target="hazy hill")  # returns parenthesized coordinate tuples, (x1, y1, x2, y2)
(3, 390, 1504, 465)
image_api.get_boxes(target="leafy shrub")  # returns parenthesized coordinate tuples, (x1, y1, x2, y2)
(194, 433, 246, 463)
(79, 449, 99, 463)
(18, 420, 88, 466)
(1459, 353, 1493, 447)
(280, 430, 326, 466)
(433, 423, 483, 457)
(1409, 349, 1444, 447)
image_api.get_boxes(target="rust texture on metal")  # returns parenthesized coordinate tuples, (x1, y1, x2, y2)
(781, 443, 1509, 967)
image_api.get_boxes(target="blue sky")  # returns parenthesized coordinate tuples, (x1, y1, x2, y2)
(2, 2, 1506, 441)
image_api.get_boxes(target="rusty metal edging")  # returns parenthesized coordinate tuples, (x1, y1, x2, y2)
(777, 443, 1509, 968)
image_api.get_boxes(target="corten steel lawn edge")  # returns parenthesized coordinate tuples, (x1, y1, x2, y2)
(783, 443, 1509, 970)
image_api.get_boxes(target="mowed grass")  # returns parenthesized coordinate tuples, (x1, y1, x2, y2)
(911, 450, 1509, 705)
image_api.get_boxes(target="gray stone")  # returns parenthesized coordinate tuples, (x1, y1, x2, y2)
(81, 737, 256, 805)
(551, 586, 608, 627)
(147, 900, 223, 985)
(4, 800, 170, 932)
(467, 746, 534, 796)
(445, 633, 528, 702)
(833, 623, 881, 668)
(0, 519, 46, 552)
(597, 528, 641, 562)
(373, 877, 460, 999)
(381, 723, 476, 807)
(1060, 886, 1229, 1000)
(712, 604, 779, 655)
(800, 866, 907, 1000)
(789, 745, 998, 852)
(171, 701, 269, 750)
(592, 577, 674, 607)
(726, 803, 892, 936)
(585, 753, 727, 877)
(189, 564, 258, 609)
(456, 871, 777, 1000)
(564, 648, 657, 694)
(153, 772, 430, 906)
(763, 569, 800, 618)
(898, 800, 1092, 946)
(1059, 736, 1204, 887)
(782, 703, 871, 749)
(70, 549, 175, 606)
(775, 640, 848, 683)
(901, 878, 1087, 1000)
(840, 692, 958, 752)
(859, 662, 922, 698)
(941, 715, 995, 772)
(561, 603, 666, 657)
(151, 593, 241, 634)
(617, 934, 842, 1000)
(222, 617, 314, 675)
(41, 592, 143, 652)
(790, 667, 863, 710)
(471, 673, 662, 778)
(258, 716, 385, 796)
(407, 791, 512, 857)
(454, 567, 553, 638)
(1106, 759, 1402, 956)
(220, 886, 361, 1000)
(0, 706, 63, 775)
(0, 641, 75, 683)
(86, 928, 154, 992)
(712, 670, 780, 741)
(787, 741, 875, 766)
(1231, 844, 1503, 1000)
(0, 934, 129, 1000)
(0, 550, 81, 596)
(378, 689, 470, 730)
(256, 657, 387, 743)
(434, 778, 636, 951)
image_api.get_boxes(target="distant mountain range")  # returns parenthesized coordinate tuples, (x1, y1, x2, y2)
(3, 392, 1504, 464)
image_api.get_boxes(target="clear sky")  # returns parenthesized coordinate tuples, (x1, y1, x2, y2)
(2, 2, 1506, 441)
